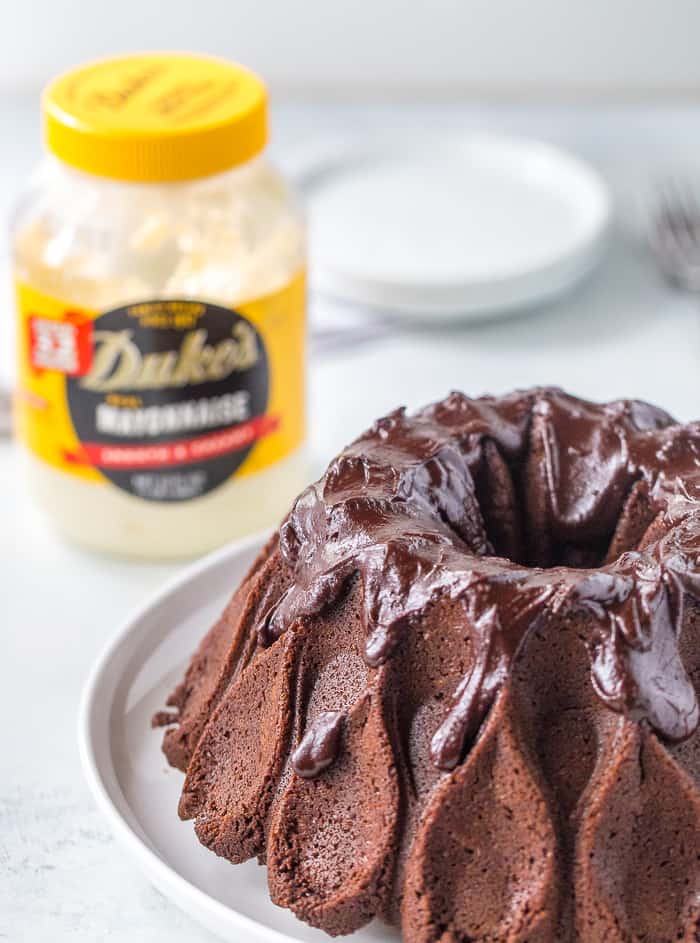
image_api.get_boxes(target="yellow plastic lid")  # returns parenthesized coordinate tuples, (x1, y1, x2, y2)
(43, 53, 268, 182)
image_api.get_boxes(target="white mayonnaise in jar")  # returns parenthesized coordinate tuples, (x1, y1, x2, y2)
(12, 53, 307, 558)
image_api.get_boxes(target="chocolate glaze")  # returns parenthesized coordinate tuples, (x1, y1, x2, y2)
(291, 710, 345, 778)
(258, 388, 700, 776)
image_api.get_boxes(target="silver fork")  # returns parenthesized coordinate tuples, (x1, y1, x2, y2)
(650, 178, 700, 290)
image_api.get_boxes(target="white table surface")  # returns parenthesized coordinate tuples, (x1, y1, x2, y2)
(3, 99, 700, 942)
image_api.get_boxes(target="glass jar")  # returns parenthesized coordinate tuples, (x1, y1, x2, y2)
(12, 53, 307, 558)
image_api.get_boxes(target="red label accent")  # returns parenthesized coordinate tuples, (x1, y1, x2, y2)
(28, 313, 93, 376)
(63, 414, 279, 469)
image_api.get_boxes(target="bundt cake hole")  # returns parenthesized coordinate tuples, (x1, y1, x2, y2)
(475, 445, 655, 571)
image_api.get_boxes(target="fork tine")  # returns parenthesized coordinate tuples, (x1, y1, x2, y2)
(675, 177, 700, 242)
(652, 178, 684, 254)
(654, 175, 673, 220)
(666, 177, 700, 248)
(680, 178, 700, 240)
(671, 178, 695, 239)
(650, 174, 700, 289)
(655, 176, 683, 231)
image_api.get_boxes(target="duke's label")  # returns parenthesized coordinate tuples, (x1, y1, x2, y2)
(15, 275, 305, 502)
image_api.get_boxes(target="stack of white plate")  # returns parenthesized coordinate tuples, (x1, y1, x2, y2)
(296, 131, 611, 324)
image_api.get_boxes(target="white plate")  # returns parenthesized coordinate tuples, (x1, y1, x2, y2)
(293, 131, 611, 320)
(78, 531, 397, 943)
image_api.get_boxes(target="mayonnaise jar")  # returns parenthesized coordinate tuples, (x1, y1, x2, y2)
(12, 53, 307, 558)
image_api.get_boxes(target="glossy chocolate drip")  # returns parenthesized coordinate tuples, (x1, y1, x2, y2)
(265, 388, 700, 778)
(291, 710, 345, 778)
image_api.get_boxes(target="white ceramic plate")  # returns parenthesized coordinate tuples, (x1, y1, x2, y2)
(292, 131, 611, 321)
(78, 531, 397, 943)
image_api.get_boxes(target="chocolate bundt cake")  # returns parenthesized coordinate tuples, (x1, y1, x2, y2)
(156, 388, 700, 942)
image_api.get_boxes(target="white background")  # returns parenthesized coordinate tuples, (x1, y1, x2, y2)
(3, 0, 700, 98)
